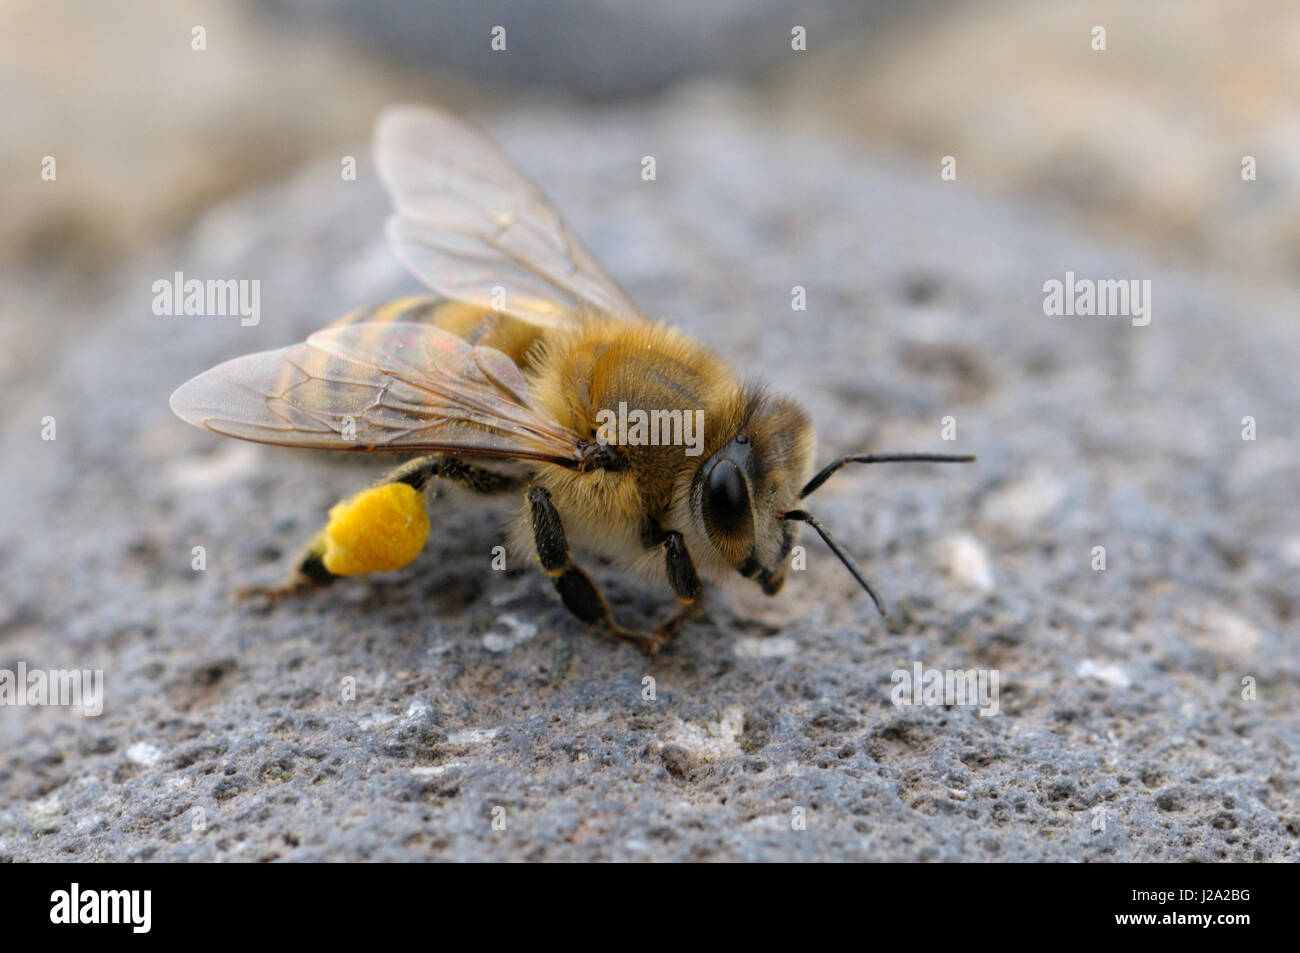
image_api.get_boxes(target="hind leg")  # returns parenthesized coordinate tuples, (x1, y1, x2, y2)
(241, 455, 520, 600)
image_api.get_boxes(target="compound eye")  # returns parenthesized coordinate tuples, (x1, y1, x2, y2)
(703, 458, 751, 537)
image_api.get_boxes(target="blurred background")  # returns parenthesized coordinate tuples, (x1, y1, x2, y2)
(5, 0, 1300, 300)
(3, 0, 1299, 862)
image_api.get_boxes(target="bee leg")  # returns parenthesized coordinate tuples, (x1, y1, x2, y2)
(655, 531, 703, 640)
(240, 455, 520, 601)
(389, 455, 521, 495)
(236, 530, 337, 601)
(527, 486, 663, 655)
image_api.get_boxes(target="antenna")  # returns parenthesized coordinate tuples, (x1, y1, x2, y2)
(783, 509, 886, 616)
(801, 452, 976, 498)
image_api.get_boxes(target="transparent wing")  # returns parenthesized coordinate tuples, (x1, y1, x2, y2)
(169, 322, 588, 466)
(375, 104, 643, 327)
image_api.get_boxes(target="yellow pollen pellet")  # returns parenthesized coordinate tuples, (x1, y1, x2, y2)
(321, 483, 429, 576)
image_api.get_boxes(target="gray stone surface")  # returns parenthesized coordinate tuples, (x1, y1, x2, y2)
(2, 90, 1297, 861)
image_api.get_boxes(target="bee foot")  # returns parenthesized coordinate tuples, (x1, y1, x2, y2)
(235, 577, 319, 603)
(652, 599, 704, 643)
(603, 624, 665, 656)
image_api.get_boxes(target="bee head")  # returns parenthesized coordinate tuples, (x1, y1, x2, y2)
(693, 390, 815, 596)
(691, 387, 975, 611)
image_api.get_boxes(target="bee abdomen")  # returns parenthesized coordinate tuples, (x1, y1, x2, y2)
(324, 296, 546, 368)
(326, 294, 445, 328)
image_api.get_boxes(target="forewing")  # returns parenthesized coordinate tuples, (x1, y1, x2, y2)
(375, 104, 643, 326)
(169, 322, 585, 465)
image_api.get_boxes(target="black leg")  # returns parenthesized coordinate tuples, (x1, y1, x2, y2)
(388, 454, 521, 494)
(655, 531, 704, 639)
(238, 530, 338, 601)
(662, 531, 701, 603)
(527, 486, 665, 654)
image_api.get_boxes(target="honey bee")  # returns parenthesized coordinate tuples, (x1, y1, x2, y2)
(170, 105, 974, 654)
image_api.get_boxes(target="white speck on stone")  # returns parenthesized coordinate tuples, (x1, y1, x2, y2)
(936, 533, 995, 591)
(404, 699, 433, 721)
(1179, 604, 1264, 660)
(1282, 537, 1300, 568)
(126, 742, 163, 766)
(1212, 608, 1263, 654)
(412, 762, 464, 778)
(733, 635, 798, 659)
(654, 705, 745, 763)
(575, 709, 611, 730)
(28, 793, 61, 816)
(447, 728, 499, 747)
(980, 468, 1067, 532)
(357, 711, 398, 730)
(164, 776, 190, 791)
(75, 814, 105, 834)
(482, 613, 538, 653)
(1077, 659, 1131, 688)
